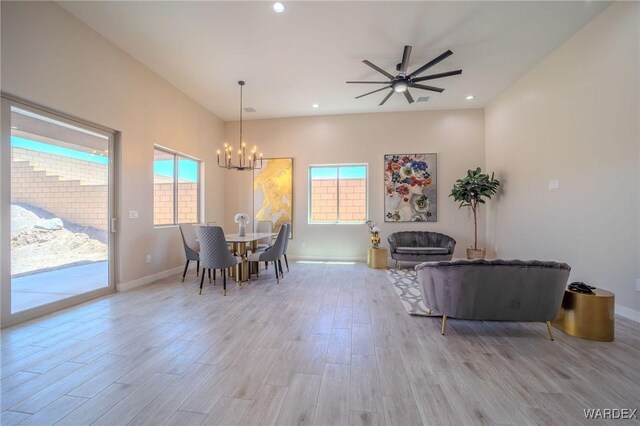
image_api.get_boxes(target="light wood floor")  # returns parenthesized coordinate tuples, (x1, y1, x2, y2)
(2, 262, 639, 426)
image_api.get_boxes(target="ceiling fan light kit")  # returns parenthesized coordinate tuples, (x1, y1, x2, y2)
(347, 45, 462, 106)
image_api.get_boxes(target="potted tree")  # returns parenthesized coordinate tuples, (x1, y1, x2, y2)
(450, 167, 500, 259)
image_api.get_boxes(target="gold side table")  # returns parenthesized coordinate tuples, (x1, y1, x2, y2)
(552, 288, 615, 342)
(367, 247, 388, 269)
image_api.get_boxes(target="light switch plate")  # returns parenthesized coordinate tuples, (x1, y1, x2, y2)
(129, 210, 139, 219)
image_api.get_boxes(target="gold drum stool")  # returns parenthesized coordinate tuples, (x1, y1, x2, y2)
(367, 247, 388, 269)
(552, 288, 614, 342)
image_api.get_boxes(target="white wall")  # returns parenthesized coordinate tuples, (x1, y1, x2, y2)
(485, 2, 640, 313)
(1, 2, 225, 302)
(223, 109, 486, 261)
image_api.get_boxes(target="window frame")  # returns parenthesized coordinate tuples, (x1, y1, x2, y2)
(308, 163, 369, 225)
(153, 145, 202, 226)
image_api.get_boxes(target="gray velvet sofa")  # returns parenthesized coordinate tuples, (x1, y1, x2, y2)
(415, 259, 571, 339)
(388, 231, 456, 267)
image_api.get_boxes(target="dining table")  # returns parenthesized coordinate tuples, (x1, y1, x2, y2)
(224, 232, 272, 283)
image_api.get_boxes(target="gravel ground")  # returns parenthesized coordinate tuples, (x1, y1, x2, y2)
(11, 205, 107, 276)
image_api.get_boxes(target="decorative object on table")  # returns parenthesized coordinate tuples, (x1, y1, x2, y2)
(552, 286, 614, 342)
(234, 212, 250, 237)
(384, 153, 437, 222)
(367, 247, 388, 269)
(449, 167, 500, 259)
(416, 259, 570, 338)
(386, 268, 437, 316)
(387, 231, 455, 268)
(217, 81, 263, 171)
(253, 158, 293, 238)
(364, 219, 381, 248)
(568, 281, 596, 294)
(347, 45, 462, 106)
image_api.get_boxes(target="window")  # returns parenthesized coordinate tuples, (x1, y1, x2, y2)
(154, 147, 201, 225)
(309, 164, 367, 223)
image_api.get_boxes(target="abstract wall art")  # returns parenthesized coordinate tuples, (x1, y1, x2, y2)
(253, 158, 293, 236)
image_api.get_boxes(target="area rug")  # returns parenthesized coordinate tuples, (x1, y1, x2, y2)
(386, 268, 439, 316)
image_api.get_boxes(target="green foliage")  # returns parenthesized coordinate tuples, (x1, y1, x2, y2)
(449, 167, 500, 249)
(450, 167, 500, 208)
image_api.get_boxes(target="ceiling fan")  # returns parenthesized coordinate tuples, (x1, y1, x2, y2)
(347, 45, 462, 106)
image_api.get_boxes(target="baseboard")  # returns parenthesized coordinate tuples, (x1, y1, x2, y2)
(116, 265, 184, 291)
(289, 255, 367, 263)
(616, 304, 640, 323)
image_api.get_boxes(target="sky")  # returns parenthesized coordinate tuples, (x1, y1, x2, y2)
(13, 136, 198, 182)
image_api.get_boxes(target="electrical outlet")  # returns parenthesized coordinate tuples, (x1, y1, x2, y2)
(636, 279, 640, 292)
(301, 242, 306, 248)
(129, 210, 139, 219)
(146, 254, 151, 264)
(494, 246, 499, 254)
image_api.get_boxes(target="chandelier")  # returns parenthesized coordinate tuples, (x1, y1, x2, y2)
(217, 81, 263, 171)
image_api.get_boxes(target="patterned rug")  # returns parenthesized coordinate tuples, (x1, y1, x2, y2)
(386, 268, 440, 317)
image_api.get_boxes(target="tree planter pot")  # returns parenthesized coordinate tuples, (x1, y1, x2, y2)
(466, 248, 486, 260)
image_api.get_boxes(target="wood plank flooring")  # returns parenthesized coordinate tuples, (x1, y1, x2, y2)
(1, 262, 639, 425)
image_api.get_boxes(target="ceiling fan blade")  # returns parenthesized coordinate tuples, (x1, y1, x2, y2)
(346, 81, 391, 84)
(410, 83, 444, 93)
(362, 60, 395, 79)
(399, 45, 412, 74)
(412, 69, 462, 83)
(355, 85, 392, 99)
(404, 90, 414, 104)
(408, 50, 453, 78)
(379, 89, 395, 106)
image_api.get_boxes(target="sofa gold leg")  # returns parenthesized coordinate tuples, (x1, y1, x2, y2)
(546, 321, 554, 341)
(441, 315, 447, 336)
(395, 259, 399, 269)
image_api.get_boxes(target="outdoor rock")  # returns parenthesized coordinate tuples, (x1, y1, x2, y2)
(35, 218, 64, 230)
(11, 204, 107, 275)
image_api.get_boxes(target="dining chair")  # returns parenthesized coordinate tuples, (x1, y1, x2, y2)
(179, 224, 200, 282)
(255, 220, 273, 250)
(282, 222, 291, 272)
(198, 226, 241, 296)
(248, 223, 288, 284)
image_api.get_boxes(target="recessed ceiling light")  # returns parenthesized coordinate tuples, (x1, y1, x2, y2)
(273, 2, 285, 13)
(466, 95, 475, 100)
(312, 103, 319, 108)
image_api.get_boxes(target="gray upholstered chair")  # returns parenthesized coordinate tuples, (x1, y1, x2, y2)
(179, 224, 200, 282)
(388, 231, 455, 268)
(255, 220, 273, 250)
(282, 223, 291, 272)
(198, 226, 241, 296)
(415, 259, 571, 339)
(248, 223, 288, 284)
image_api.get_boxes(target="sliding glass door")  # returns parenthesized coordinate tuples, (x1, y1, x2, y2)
(1, 97, 116, 321)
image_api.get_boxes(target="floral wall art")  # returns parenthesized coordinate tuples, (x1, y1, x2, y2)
(384, 153, 437, 222)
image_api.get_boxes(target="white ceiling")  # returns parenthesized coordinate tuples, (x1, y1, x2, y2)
(58, 1, 610, 121)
